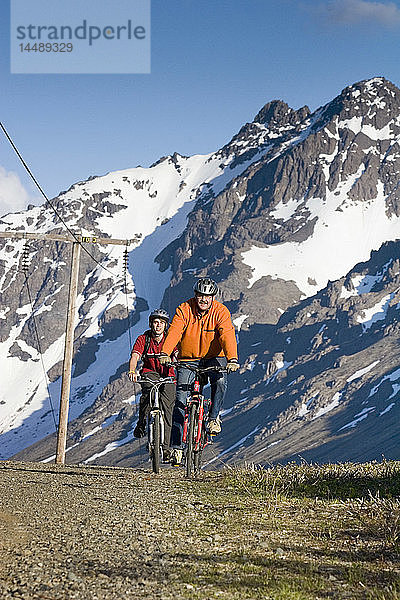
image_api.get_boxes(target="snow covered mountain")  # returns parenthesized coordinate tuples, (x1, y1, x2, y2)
(1, 76, 400, 466)
(0, 150, 252, 459)
(212, 239, 400, 466)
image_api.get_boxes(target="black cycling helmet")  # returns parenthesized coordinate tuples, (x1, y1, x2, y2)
(149, 309, 170, 326)
(193, 277, 218, 296)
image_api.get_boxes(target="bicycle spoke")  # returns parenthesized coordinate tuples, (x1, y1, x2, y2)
(185, 403, 197, 478)
(152, 412, 161, 474)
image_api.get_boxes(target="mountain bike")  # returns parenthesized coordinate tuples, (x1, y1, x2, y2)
(136, 375, 176, 474)
(177, 363, 227, 478)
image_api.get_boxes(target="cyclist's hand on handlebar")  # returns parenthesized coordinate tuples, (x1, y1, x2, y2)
(128, 370, 138, 382)
(226, 359, 240, 373)
(159, 353, 172, 366)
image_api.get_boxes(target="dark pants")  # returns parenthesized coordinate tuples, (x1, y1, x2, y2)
(138, 371, 175, 449)
(170, 357, 227, 449)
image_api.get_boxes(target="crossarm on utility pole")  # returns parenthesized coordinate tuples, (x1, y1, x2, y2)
(0, 231, 133, 245)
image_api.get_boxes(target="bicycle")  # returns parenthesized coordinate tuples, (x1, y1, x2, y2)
(176, 362, 227, 478)
(136, 375, 176, 474)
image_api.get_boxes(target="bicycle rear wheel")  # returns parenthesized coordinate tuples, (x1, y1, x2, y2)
(151, 412, 161, 474)
(185, 403, 197, 478)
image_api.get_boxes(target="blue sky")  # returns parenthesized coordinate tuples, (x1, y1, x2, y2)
(1, 0, 400, 214)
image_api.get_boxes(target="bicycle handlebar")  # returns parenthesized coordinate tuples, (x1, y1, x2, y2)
(136, 376, 176, 386)
(174, 362, 227, 374)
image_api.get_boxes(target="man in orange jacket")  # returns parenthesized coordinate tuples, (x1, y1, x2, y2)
(159, 277, 239, 465)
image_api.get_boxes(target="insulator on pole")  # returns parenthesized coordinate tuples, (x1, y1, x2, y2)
(21, 242, 30, 273)
(123, 247, 129, 272)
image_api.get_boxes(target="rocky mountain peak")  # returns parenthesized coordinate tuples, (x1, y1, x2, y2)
(341, 76, 398, 104)
(253, 100, 310, 129)
(215, 99, 310, 170)
(317, 76, 400, 129)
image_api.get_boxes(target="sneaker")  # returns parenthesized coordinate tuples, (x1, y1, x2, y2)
(162, 448, 172, 463)
(171, 448, 183, 466)
(208, 417, 221, 435)
(133, 423, 146, 438)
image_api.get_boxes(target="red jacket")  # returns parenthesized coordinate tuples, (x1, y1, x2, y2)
(132, 332, 176, 377)
(162, 298, 238, 361)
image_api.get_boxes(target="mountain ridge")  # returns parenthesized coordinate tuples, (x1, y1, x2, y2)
(1, 76, 400, 466)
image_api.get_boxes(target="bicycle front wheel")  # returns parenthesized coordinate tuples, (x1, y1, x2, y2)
(193, 423, 206, 475)
(185, 403, 197, 478)
(151, 412, 161, 474)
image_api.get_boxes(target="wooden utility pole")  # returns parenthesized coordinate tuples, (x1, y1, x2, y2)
(0, 231, 132, 464)
(55, 241, 81, 464)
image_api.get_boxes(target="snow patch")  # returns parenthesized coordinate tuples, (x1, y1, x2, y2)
(380, 403, 395, 416)
(369, 367, 400, 398)
(357, 293, 394, 330)
(84, 423, 136, 463)
(340, 268, 391, 298)
(347, 360, 380, 383)
(339, 406, 375, 430)
(313, 392, 341, 419)
(205, 426, 260, 465)
(233, 314, 249, 331)
(242, 181, 399, 298)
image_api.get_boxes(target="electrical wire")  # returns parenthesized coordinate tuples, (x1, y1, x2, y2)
(1, 123, 141, 454)
(0, 121, 120, 279)
(123, 247, 133, 351)
(1, 121, 136, 357)
(21, 244, 58, 432)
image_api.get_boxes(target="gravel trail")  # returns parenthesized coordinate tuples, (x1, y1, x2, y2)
(1, 461, 398, 600)
(0, 461, 223, 600)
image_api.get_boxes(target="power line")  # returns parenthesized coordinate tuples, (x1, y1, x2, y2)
(21, 243, 58, 432)
(0, 120, 121, 279)
(0, 124, 137, 463)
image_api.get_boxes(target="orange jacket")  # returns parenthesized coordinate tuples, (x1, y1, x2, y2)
(162, 298, 238, 361)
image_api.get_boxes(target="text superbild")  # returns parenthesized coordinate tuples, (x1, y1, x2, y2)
(16, 20, 146, 46)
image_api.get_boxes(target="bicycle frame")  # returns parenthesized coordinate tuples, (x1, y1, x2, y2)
(176, 362, 226, 476)
(136, 375, 175, 472)
(182, 379, 209, 450)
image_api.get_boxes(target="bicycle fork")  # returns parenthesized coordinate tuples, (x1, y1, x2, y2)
(149, 409, 164, 446)
(183, 398, 207, 451)
(183, 378, 211, 451)
(182, 404, 190, 445)
(196, 402, 205, 447)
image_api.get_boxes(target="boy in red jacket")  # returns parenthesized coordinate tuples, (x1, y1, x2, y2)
(128, 309, 176, 460)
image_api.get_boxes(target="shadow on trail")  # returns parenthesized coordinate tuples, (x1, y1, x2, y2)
(0, 461, 135, 479)
(72, 549, 396, 598)
(171, 549, 396, 594)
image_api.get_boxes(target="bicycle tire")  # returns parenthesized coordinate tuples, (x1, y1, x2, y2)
(185, 402, 197, 478)
(193, 423, 206, 475)
(152, 412, 161, 474)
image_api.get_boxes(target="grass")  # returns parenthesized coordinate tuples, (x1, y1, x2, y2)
(171, 461, 400, 599)
(225, 460, 400, 499)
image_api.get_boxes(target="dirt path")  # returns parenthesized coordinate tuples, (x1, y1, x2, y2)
(1, 461, 398, 600)
(0, 461, 225, 600)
